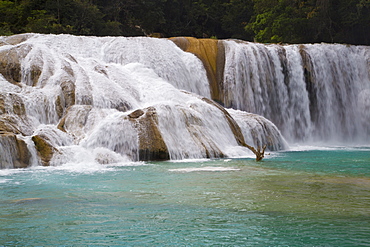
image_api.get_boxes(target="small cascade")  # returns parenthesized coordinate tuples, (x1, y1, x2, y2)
(80, 112, 139, 160)
(0, 134, 21, 169)
(102, 37, 211, 97)
(155, 100, 245, 160)
(227, 109, 288, 151)
(222, 40, 370, 143)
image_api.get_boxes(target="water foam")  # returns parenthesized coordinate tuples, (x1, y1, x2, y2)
(168, 166, 240, 172)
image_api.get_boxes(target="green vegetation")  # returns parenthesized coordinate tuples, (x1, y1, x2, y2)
(0, 0, 369, 44)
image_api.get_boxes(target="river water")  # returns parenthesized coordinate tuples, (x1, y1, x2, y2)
(1, 146, 369, 246)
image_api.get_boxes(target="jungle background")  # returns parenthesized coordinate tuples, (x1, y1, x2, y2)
(0, 0, 369, 45)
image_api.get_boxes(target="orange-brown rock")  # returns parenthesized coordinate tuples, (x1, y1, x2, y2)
(170, 37, 225, 103)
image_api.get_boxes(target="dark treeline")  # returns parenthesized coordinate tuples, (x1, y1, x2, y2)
(0, 0, 369, 45)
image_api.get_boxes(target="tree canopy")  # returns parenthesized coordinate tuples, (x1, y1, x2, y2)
(0, 0, 369, 45)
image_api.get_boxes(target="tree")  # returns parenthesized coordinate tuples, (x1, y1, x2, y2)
(0, 0, 19, 35)
(246, 0, 369, 44)
(0, 0, 368, 45)
(221, 0, 254, 40)
(334, 0, 370, 44)
(246, 0, 312, 43)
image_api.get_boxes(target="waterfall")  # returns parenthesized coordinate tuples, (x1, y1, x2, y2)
(1, 34, 286, 168)
(222, 40, 370, 143)
(1, 33, 367, 169)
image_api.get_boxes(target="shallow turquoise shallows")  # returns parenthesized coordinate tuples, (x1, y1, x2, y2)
(1, 147, 369, 246)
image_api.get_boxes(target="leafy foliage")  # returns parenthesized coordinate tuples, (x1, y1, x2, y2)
(247, 0, 370, 44)
(0, 0, 368, 44)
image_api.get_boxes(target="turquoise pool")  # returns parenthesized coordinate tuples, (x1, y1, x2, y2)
(1, 147, 369, 246)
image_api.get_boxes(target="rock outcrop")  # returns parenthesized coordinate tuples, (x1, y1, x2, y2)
(170, 37, 225, 103)
(0, 132, 31, 169)
(129, 107, 169, 161)
(228, 109, 288, 151)
(31, 135, 55, 166)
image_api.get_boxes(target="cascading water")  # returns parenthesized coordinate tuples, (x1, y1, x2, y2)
(0, 34, 287, 168)
(221, 40, 370, 143)
(2, 33, 367, 169)
(1, 35, 370, 247)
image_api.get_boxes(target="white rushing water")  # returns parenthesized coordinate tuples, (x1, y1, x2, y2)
(221, 40, 370, 144)
(1, 34, 368, 168)
(1, 34, 287, 168)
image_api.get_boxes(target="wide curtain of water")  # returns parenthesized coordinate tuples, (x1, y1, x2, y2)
(221, 41, 370, 144)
